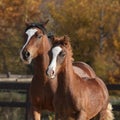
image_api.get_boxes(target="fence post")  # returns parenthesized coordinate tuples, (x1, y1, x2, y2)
(25, 87, 30, 120)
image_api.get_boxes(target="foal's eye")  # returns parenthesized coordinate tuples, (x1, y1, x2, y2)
(37, 35, 42, 39)
(35, 33, 42, 39)
(59, 51, 66, 57)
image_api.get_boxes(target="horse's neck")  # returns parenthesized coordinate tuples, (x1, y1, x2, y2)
(34, 37, 51, 81)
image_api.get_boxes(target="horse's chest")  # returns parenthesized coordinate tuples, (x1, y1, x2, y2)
(30, 79, 56, 110)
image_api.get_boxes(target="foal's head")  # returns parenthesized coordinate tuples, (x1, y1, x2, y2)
(46, 36, 73, 79)
(20, 20, 49, 64)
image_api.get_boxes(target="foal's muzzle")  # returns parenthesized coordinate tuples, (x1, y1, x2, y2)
(46, 68, 55, 79)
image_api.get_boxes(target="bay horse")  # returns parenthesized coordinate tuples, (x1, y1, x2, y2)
(46, 36, 114, 120)
(20, 20, 97, 120)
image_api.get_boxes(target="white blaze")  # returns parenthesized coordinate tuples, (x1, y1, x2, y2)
(48, 46, 62, 73)
(23, 28, 38, 50)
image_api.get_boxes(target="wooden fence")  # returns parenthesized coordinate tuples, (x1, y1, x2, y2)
(0, 82, 30, 120)
(0, 81, 120, 120)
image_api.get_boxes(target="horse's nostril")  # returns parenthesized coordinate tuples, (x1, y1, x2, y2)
(25, 51, 30, 58)
(22, 50, 30, 60)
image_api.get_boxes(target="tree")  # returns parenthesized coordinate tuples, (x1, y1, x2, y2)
(0, 0, 41, 74)
(46, 0, 120, 83)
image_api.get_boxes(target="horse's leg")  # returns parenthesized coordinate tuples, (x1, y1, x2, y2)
(99, 103, 114, 120)
(76, 110, 89, 120)
(33, 111, 41, 120)
(32, 107, 41, 120)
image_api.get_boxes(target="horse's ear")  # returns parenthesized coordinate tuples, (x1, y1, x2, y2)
(42, 19, 49, 27)
(25, 19, 31, 26)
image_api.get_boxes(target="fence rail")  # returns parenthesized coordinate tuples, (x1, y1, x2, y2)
(0, 82, 30, 120)
(0, 82, 120, 120)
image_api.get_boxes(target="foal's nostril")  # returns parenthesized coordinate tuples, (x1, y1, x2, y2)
(46, 69, 55, 77)
(22, 50, 30, 60)
(51, 70, 54, 76)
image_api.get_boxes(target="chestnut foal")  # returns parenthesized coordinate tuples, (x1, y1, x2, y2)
(46, 36, 114, 120)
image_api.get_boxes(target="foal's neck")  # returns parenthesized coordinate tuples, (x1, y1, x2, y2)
(58, 59, 75, 90)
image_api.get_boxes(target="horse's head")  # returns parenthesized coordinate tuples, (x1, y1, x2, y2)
(20, 20, 49, 64)
(46, 35, 73, 79)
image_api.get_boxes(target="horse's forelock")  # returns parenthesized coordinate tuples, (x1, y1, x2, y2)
(25, 23, 47, 34)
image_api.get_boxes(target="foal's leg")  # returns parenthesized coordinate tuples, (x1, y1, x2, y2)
(99, 103, 114, 120)
(76, 110, 89, 120)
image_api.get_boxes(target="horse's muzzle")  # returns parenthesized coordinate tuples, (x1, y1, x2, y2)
(22, 50, 30, 61)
